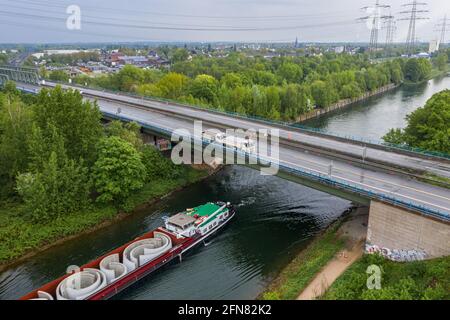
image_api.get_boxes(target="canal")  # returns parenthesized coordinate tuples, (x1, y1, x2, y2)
(2, 76, 446, 301)
(302, 76, 450, 141)
(0, 166, 351, 300)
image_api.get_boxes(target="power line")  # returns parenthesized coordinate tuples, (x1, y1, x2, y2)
(1, 2, 357, 30)
(1, 0, 355, 22)
(398, 1, 429, 55)
(0, 9, 358, 32)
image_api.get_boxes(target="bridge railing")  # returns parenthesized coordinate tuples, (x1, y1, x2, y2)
(41, 80, 450, 161)
(103, 110, 450, 223)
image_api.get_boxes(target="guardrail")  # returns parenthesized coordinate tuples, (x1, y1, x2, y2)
(103, 110, 450, 223)
(41, 80, 450, 161)
(13, 83, 450, 221)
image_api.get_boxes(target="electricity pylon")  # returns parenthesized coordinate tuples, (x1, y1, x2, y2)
(399, 1, 429, 55)
(358, 0, 391, 51)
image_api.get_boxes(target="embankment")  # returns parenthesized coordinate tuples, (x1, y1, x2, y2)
(295, 83, 399, 123)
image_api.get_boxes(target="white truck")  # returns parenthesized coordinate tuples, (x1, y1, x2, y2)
(202, 129, 256, 153)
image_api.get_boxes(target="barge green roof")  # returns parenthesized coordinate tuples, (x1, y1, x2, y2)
(186, 203, 223, 217)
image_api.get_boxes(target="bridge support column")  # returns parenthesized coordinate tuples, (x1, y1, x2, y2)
(367, 200, 450, 259)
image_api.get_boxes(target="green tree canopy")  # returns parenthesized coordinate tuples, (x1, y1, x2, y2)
(93, 136, 147, 208)
(383, 90, 450, 153)
(0, 94, 33, 197)
(33, 86, 103, 164)
(189, 74, 218, 103)
(404, 58, 432, 83)
(157, 72, 189, 99)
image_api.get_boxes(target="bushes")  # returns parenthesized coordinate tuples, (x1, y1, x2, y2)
(141, 145, 183, 180)
(261, 222, 344, 300)
(323, 254, 450, 300)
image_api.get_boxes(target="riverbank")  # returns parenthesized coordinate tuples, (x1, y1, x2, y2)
(259, 206, 369, 300)
(294, 83, 399, 123)
(0, 164, 218, 273)
(323, 253, 450, 299)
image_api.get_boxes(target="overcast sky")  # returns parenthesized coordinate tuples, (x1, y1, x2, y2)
(0, 0, 448, 44)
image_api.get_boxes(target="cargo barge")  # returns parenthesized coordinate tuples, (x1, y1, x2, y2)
(20, 202, 235, 300)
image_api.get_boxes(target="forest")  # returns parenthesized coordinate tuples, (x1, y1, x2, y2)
(62, 52, 416, 122)
(42, 48, 450, 123)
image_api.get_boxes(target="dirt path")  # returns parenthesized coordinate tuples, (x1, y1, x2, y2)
(297, 242, 363, 299)
(297, 207, 368, 300)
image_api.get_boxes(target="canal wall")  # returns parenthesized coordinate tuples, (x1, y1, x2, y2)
(366, 200, 450, 260)
(295, 83, 399, 123)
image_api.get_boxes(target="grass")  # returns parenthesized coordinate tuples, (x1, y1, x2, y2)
(322, 254, 450, 300)
(0, 166, 209, 265)
(423, 173, 450, 189)
(260, 220, 345, 300)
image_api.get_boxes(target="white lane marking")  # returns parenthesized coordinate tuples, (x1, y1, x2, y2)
(287, 153, 450, 202)
(98, 102, 449, 212)
(275, 157, 450, 212)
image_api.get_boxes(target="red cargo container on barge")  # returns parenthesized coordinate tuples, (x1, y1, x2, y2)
(20, 202, 235, 300)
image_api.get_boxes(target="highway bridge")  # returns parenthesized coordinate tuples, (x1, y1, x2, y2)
(11, 80, 450, 258)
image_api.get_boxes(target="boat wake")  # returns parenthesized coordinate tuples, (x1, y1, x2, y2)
(236, 197, 256, 208)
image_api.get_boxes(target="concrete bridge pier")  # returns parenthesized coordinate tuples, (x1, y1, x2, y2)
(367, 201, 450, 260)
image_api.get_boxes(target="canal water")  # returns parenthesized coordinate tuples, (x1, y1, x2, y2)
(302, 76, 450, 141)
(3, 76, 445, 301)
(0, 166, 351, 300)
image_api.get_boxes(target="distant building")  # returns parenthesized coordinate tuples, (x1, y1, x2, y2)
(334, 46, 345, 54)
(429, 40, 439, 53)
(413, 52, 431, 59)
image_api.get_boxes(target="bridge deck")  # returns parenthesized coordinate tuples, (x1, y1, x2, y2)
(15, 82, 450, 220)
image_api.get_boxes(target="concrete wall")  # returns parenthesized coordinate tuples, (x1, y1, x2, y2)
(367, 200, 450, 259)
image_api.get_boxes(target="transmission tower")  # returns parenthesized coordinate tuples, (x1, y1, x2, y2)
(383, 14, 396, 47)
(435, 15, 449, 46)
(399, 1, 429, 55)
(358, 0, 391, 51)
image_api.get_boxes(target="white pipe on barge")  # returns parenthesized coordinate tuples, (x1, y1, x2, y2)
(20, 202, 235, 300)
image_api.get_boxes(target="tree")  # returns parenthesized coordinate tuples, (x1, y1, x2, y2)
(171, 48, 189, 63)
(0, 95, 33, 197)
(93, 136, 147, 208)
(136, 83, 163, 97)
(277, 63, 303, 84)
(310, 80, 337, 108)
(0, 53, 7, 65)
(105, 120, 143, 150)
(141, 145, 182, 180)
(404, 58, 432, 83)
(340, 82, 362, 99)
(33, 86, 103, 164)
(112, 65, 145, 91)
(383, 128, 405, 145)
(434, 53, 448, 71)
(157, 72, 189, 99)
(383, 90, 450, 153)
(221, 73, 243, 89)
(365, 68, 380, 91)
(189, 74, 218, 103)
(16, 147, 91, 222)
(49, 70, 69, 82)
(390, 62, 404, 84)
